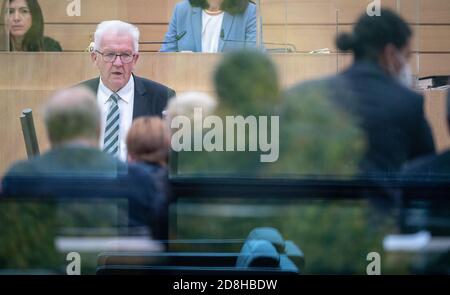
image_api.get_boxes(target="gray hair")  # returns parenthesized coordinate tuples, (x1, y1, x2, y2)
(93, 20, 140, 52)
(43, 86, 100, 146)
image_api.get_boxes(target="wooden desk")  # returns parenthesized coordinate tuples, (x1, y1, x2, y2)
(0, 52, 448, 174)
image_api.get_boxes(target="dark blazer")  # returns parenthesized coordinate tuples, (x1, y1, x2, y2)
(401, 151, 450, 181)
(81, 74, 175, 118)
(286, 61, 436, 175)
(160, 0, 257, 52)
(42, 36, 62, 52)
(133, 162, 170, 240)
(1, 145, 163, 232)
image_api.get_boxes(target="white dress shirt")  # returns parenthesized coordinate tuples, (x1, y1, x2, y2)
(97, 77, 134, 162)
(201, 10, 224, 53)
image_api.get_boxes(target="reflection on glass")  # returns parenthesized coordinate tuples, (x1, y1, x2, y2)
(173, 198, 402, 274)
(0, 198, 133, 274)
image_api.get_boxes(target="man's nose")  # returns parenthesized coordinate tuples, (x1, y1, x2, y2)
(112, 55, 123, 66)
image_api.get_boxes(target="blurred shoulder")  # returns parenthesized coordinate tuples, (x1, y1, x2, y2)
(285, 76, 336, 99)
(3, 159, 38, 177)
(400, 152, 450, 180)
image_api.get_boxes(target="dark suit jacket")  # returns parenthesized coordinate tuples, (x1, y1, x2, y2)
(1, 145, 164, 233)
(81, 74, 175, 118)
(401, 151, 450, 181)
(286, 61, 436, 175)
(42, 36, 62, 52)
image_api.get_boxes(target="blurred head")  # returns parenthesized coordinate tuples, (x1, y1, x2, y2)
(214, 50, 280, 115)
(126, 117, 171, 166)
(165, 92, 217, 124)
(336, 9, 413, 86)
(1, 0, 44, 51)
(43, 86, 101, 147)
(189, 0, 249, 15)
(91, 20, 140, 92)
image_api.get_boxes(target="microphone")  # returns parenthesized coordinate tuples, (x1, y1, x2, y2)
(220, 29, 297, 52)
(140, 30, 187, 45)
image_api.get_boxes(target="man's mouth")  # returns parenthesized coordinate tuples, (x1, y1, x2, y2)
(112, 72, 123, 76)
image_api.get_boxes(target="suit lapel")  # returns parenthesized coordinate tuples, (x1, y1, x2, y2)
(84, 78, 100, 94)
(219, 12, 235, 52)
(132, 75, 149, 120)
(191, 6, 202, 52)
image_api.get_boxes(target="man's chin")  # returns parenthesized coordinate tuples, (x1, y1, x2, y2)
(109, 78, 127, 92)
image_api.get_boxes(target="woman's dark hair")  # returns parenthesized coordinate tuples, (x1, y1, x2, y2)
(1, 0, 45, 51)
(189, 0, 250, 15)
(336, 8, 412, 61)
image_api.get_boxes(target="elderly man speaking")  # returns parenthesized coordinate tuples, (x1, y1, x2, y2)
(82, 20, 175, 161)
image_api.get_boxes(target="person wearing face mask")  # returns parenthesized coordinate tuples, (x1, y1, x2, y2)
(1, 0, 61, 51)
(284, 9, 435, 175)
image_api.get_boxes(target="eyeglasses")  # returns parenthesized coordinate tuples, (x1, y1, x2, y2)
(95, 50, 136, 64)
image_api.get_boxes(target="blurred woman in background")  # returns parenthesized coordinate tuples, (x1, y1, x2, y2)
(1, 0, 62, 51)
(160, 0, 257, 52)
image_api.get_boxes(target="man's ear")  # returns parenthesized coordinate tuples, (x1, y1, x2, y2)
(386, 44, 401, 72)
(91, 52, 98, 64)
(379, 43, 398, 76)
(132, 53, 140, 69)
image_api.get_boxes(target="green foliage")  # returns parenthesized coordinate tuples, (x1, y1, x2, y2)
(0, 203, 61, 270)
(269, 80, 366, 177)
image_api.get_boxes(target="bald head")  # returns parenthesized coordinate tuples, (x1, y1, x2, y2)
(44, 86, 101, 147)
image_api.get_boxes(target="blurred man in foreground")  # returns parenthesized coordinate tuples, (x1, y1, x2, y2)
(1, 86, 163, 232)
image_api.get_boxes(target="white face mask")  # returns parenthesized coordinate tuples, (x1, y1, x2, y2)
(395, 51, 414, 88)
(397, 62, 414, 88)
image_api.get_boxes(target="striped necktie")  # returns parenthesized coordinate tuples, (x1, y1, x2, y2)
(103, 93, 120, 156)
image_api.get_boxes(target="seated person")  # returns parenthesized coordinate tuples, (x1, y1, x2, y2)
(126, 116, 171, 239)
(1, 86, 162, 232)
(160, 0, 257, 52)
(1, 0, 62, 51)
(285, 9, 435, 176)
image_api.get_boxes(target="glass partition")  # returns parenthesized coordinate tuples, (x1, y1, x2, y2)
(0, 198, 162, 275)
(0, 0, 449, 276)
